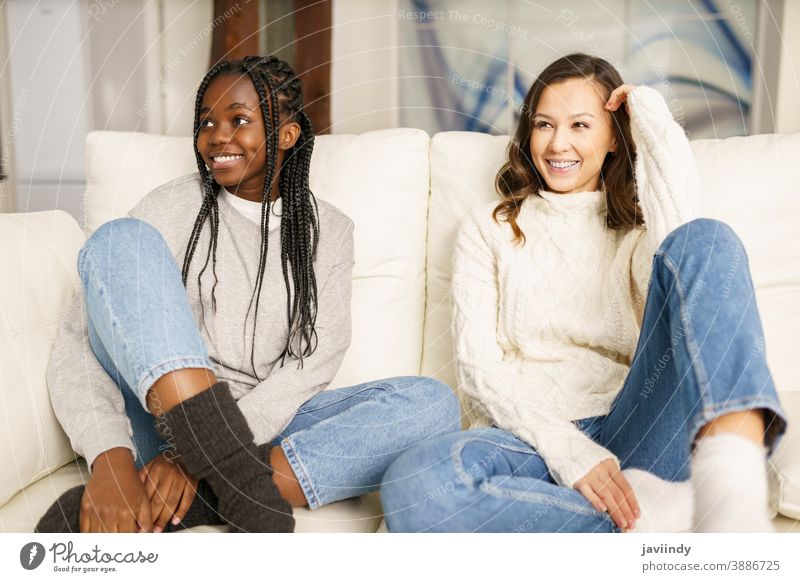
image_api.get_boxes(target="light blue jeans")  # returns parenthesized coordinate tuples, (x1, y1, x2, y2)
(78, 217, 461, 509)
(381, 218, 788, 532)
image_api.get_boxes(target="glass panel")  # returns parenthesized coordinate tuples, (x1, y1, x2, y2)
(398, 0, 511, 134)
(627, 1, 756, 137)
(397, 0, 757, 137)
(511, 0, 628, 128)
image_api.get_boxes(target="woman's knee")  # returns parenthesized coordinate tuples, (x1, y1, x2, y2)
(660, 218, 744, 259)
(381, 432, 464, 531)
(79, 218, 169, 286)
(81, 218, 165, 263)
(384, 376, 461, 433)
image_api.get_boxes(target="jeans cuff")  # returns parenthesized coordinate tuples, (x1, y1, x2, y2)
(691, 396, 788, 458)
(281, 438, 321, 509)
(135, 356, 217, 410)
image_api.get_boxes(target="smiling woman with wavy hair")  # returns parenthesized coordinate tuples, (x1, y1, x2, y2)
(495, 53, 639, 244)
(381, 52, 787, 535)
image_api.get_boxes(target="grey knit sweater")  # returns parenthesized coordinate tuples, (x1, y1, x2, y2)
(47, 173, 355, 469)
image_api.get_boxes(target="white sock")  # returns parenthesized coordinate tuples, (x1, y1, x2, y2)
(691, 433, 773, 533)
(622, 469, 694, 533)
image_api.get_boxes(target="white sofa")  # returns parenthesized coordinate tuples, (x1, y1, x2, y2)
(1, 128, 799, 533)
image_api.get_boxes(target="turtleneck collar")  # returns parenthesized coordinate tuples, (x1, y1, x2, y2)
(524, 189, 607, 216)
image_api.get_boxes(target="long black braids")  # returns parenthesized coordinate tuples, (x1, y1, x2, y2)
(184, 55, 320, 379)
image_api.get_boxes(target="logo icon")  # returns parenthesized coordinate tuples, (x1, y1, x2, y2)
(20, 542, 46, 570)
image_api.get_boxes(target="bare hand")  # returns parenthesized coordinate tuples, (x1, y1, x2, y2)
(81, 448, 153, 533)
(139, 454, 198, 532)
(605, 84, 637, 112)
(574, 458, 641, 531)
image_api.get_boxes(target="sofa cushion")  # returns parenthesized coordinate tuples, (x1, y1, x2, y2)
(770, 391, 800, 520)
(0, 211, 86, 506)
(689, 133, 800, 399)
(422, 132, 508, 420)
(424, 130, 800, 518)
(306, 129, 432, 387)
(83, 128, 432, 388)
(83, 131, 199, 235)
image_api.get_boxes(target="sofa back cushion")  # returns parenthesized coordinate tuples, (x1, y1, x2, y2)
(689, 133, 800, 399)
(0, 211, 86, 506)
(84, 131, 199, 235)
(422, 132, 508, 415)
(83, 128, 431, 387)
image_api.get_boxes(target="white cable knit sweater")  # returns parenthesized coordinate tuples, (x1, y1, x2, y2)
(451, 86, 700, 488)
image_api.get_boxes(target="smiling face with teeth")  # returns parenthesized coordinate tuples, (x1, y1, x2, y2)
(530, 78, 617, 195)
(196, 73, 299, 203)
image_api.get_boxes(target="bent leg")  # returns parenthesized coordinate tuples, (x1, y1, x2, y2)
(79, 218, 217, 412)
(275, 376, 461, 509)
(381, 428, 621, 533)
(80, 217, 291, 532)
(601, 219, 787, 480)
(80, 218, 218, 467)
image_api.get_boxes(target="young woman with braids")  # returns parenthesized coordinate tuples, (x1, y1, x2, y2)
(381, 53, 787, 533)
(37, 55, 459, 533)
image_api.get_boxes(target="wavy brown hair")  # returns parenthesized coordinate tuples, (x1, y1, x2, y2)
(494, 53, 642, 244)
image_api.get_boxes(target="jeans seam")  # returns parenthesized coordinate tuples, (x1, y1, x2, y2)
(77, 247, 87, 279)
(82, 254, 135, 389)
(655, 251, 713, 413)
(296, 383, 393, 414)
(655, 249, 788, 452)
(83, 235, 215, 407)
(470, 429, 543, 455)
(280, 437, 320, 509)
(450, 437, 605, 519)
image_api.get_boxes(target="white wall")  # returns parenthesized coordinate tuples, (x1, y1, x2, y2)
(158, 0, 214, 136)
(775, 0, 800, 133)
(149, 0, 400, 136)
(85, 0, 213, 137)
(1, 0, 215, 221)
(0, 1, 15, 213)
(331, 0, 398, 133)
(5, 0, 92, 219)
(87, 0, 152, 133)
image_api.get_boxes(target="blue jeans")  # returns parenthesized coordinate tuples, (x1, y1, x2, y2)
(78, 217, 461, 509)
(381, 219, 788, 532)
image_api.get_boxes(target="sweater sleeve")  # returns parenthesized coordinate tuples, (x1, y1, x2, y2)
(627, 86, 700, 300)
(46, 289, 137, 471)
(451, 213, 619, 488)
(45, 182, 197, 472)
(236, 222, 355, 444)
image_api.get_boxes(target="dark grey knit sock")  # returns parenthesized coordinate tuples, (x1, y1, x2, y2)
(34, 479, 225, 533)
(157, 381, 294, 533)
(163, 478, 224, 531)
(35, 485, 83, 533)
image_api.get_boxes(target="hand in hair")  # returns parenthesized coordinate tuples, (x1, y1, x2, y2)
(138, 454, 199, 532)
(574, 458, 641, 531)
(80, 447, 153, 533)
(605, 84, 638, 112)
